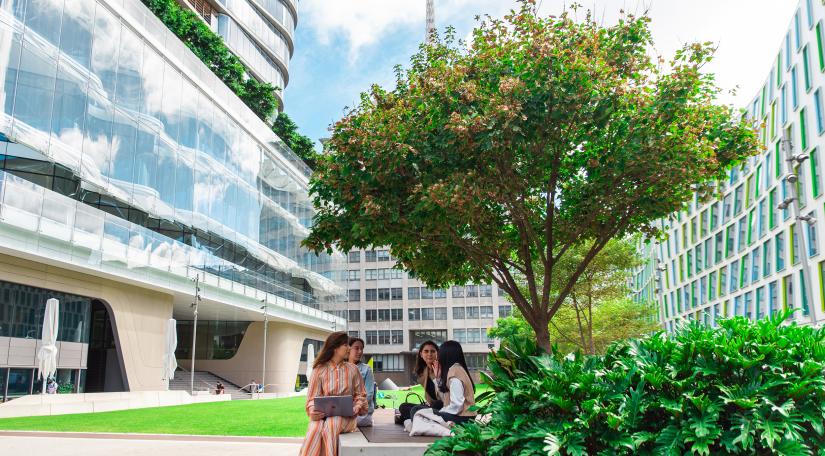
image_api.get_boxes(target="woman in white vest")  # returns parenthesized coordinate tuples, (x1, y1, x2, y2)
(435, 340, 477, 425)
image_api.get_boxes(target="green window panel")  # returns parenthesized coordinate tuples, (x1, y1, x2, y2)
(777, 53, 783, 85)
(770, 102, 777, 139)
(819, 261, 825, 312)
(762, 85, 767, 117)
(775, 142, 782, 178)
(817, 21, 825, 72)
(803, 45, 812, 91)
(747, 210, 755, 245)
(782, 275, 788, 312)
(769, 189, 777, 229)
(755, 164, 762, 199)
(800, 108, 809, 151)
(811, 147, 821, 197)
(739, 259, 746, 288)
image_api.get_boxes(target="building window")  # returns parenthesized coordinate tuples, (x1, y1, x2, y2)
(466, 285, 478, 297)
(391, 288, 403, 300)
(408, 308, 421, 321)
(817, 21, 825, 71)
(366, 330, 378, 345)
(348, 330, 360, 339)
(408, 287, 420, 299)
(348, 270, 360, 281)
(479, 285, 492, 297)
(377, 288, 391, 300)
(466, 306, 480, 319)
(432, 288, 447, 299)
(378, 330, 391, 344)
(378, 309, 391, 321)
(411, 330, 448, 350)
(795, 9, 802, 49)
(498, 305, 512, 318)
(365, 310, 377, 322)
(792, 224, 801, 265)
(452, 307, 465, 319)
(348, 251, 360, 263)
(390, 308, 403, 321)
(453, 329, 465, 343)
(345, 310, 359, 323)
(807, 216, 818, 256)
(372, 354, 405, 372)
(776, 232, 786, 271)
(801, 108, 809, 151)
(365, 269, 378, 280)
(434, 308, 447, 320)
(421, 288, 434, 299)
(452, 286, 464, 298)
(376, 250, 391, 261)
(348, 289, 360, 302)
(391, 330, 403, 344)
(366, 289, 377, 301)
(365, 250, 377, 262)
(480, 306, 494, 319)
(792, 66, 799, 109)
(421, 308, 434, 320)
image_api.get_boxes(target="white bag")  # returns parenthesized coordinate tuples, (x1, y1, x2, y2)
(408, 408, 453, 437)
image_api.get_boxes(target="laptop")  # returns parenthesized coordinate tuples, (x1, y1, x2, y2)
(314, 395, 355, 417)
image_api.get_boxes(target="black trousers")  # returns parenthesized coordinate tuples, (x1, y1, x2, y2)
(435, 410, 474, 424)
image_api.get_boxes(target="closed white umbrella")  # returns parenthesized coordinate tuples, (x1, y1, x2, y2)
(37, 298, 59, 394)
(305, 343, 315, 382)
(163, 318, 178, 384)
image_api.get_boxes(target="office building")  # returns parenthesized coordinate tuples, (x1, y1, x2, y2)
(321, 248, 512, 386)
(0, 0, 344, 401)
(634, 0, 825, 331)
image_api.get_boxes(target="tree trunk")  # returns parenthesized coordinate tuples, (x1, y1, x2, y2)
(532, 315, 552, 353)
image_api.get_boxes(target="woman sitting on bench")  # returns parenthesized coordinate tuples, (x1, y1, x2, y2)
(435, 340, 476, 425)
(300, 331, 368, 456)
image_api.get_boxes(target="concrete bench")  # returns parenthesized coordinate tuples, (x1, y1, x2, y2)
(339, 409, 439, 456)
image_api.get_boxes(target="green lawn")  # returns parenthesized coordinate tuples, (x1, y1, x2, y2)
(0, 384, 492, 437)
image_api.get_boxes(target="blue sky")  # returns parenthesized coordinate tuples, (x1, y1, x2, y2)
(284, 0, 799, 149)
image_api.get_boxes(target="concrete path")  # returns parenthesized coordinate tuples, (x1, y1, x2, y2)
(0, 431, 303, 455)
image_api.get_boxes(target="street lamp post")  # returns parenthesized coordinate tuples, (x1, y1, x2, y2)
(190, 275, 201, 395)
(779, 131, 816, 323)
(260, 297, 269, 396)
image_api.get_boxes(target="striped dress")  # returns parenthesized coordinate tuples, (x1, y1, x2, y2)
(299, 361, 367, 456)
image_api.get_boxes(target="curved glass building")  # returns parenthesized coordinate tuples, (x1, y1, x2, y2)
(180, 0, 295, 108)
(0, 0, 344, 400)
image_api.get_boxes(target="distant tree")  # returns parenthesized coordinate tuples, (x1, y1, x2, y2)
(272, 112, 320, 169)
(304, 2, 759, 352)
(490, 238, 659, 354)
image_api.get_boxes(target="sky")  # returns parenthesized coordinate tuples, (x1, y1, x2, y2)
(284, 0, 800, 148)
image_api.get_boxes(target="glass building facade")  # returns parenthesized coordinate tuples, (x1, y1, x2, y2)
(634, 0, 825, 331)
(0, 0, 344, 397)
(0, 0, 341, 307)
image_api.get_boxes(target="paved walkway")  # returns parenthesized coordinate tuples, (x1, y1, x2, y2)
(0, 431, 303, 455)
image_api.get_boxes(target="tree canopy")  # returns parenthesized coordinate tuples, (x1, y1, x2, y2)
(304, 2, 759, 351)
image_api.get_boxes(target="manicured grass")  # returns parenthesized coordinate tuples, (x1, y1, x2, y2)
(0, 384, 492, 437)
(0, 395, 310, 437)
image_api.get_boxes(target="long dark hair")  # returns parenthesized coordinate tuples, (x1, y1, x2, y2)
(438, 340, 475, 393)
(313, 331, 350, 369)
(414, 340, 439, 377)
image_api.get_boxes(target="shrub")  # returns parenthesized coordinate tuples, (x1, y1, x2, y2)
(427, 311, 825, 455)
(142, 0, 278, 121)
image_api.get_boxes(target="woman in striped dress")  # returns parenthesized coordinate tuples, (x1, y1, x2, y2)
(300, 331, 368, 456)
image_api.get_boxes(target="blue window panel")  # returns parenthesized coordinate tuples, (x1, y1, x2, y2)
(815, 89, 825, 134)
(807, 0, 814, 29)
(796, 9, 803, 49)
(786, 33, 792, 69)
(781, 84, 788, 124)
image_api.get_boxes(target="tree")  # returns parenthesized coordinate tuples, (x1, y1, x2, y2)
(272, 112, 320, 169)
(304, 2, 759, 352)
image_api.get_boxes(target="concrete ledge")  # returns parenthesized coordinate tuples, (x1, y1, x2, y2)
(340, 431, 430, 456)
(0, 391, 231, 418)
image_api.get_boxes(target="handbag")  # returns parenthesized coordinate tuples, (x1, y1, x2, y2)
(394, 392, 425, 425)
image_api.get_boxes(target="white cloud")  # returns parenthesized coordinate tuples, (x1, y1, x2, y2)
(298, 0, 797, 108)
(299, 0, 509, 61)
